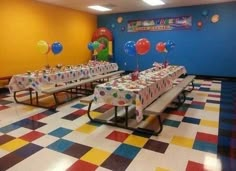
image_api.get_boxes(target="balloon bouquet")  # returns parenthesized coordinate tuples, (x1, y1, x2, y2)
(87, 41, 105, 61)
(37, 40, 63, 69)
(156, 40, 175, 68)
(123, 38, 151, 81)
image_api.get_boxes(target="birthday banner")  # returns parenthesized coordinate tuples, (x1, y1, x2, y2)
(127, 16, 192, 32)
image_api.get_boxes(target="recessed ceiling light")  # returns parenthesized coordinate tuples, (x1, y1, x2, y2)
(143, 0, 165, 6)
(88, 5, 112, 12)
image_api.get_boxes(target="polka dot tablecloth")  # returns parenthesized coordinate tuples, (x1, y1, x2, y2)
(94, 66, 186, 122)
(8, 62, 118, 93)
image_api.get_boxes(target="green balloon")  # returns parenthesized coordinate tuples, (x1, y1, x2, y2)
(93, 41, 100, 49)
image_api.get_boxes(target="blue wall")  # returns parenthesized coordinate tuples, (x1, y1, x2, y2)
(98, 2, 236, 77)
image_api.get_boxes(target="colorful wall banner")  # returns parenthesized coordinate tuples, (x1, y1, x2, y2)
(127, 16, 192, 32)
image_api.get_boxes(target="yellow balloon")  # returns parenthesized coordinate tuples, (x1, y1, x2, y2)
(37, 40, 50, 54)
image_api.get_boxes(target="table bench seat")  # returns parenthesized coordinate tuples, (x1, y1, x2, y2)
(86, 75, 195, 136)
(13, 70, 124, 109)
(143, 75, 195, 135)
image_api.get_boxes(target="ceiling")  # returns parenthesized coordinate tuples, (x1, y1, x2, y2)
(36, 0, 236, 15)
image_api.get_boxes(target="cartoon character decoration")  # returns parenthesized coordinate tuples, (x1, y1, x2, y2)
(88, 27, 113, 61)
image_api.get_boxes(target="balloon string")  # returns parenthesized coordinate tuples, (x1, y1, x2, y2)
(46, 54, 48, 65)
(136, 55, 139, 71)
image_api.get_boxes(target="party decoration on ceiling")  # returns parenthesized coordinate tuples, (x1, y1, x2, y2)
(51, 42, 63, 55)
(211, 14, 220, 23)
(92, 27, 113, 61)
(128, 16, 192, 32)
(117, 16, 123, 23)
(37, 40, 50, 55)
(136, 38, 151, 55)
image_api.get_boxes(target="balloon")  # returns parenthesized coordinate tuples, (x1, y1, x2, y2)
(202, 10, 209, 17)
(124, 41, 136, 57)
(136, 38, 151, 55)
(51, 42, 63, 55)
(98, 43, 105, 50)
(197, 21, 203, 28)
(121, 26, 126, 32)
(156, 42, 165, 53)
(88, 42, 94, 51)
(93, 41, 100, 50)
(165, 40, 175, 52)
(37, 40, 50, 54)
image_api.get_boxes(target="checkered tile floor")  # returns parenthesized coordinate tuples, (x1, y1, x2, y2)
(0, 79, 235, 171)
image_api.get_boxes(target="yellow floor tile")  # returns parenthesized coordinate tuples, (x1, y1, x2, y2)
(80, 148, 111, 165)
(124, 134, 148, 148)
(200, 120, 218, 128)
(0, 138, 28, 152)
(76, 124, 97, 134)
(196, 93, 208, 97)
(204, 105, 219, 112)
(22, 106, 36, 112)
(90, 111, 102, 118)
(170, 136, 194, 148)
(156, 167, 169, 171)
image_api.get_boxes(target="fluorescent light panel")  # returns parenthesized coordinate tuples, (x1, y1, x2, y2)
(88, 5, 111, 11)
(143, 0, 165, 6)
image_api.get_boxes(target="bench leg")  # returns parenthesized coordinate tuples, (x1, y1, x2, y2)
(87, 101, 163, 136)
(153, 115, 163, 135)
(185, 81, 195, 92)
(29, 89, 33, 104)
(13, 90, 56, 110)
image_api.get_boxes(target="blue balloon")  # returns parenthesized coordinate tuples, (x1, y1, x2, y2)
(124, 41, 136, 56)
(88, 42, 94, 51)
(202, 10, 209, 17)
(165, 40, 175, 52)
(52, 42, 63, 55)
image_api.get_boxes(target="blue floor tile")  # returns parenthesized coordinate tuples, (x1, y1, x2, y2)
(193, 140, 217, 154)
(163, 119, 180, 127)
(0, 124, 20, 133)
(49, 127, 72, 138)
(182, 117, 200, 125)
(71, 103, 87, 109)
(114, 144, 140, 160)
(47, 139, 74, 152)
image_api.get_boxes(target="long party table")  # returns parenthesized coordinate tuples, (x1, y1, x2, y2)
(8, 62, 118, 93)
(93, 65, 186, 122)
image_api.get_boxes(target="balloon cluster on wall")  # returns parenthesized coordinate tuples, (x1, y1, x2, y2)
(37, 40, 63, 55)
(156, 40, 175, 53)
(124, 38, 175, 56)
(87, 41, 105, 53)
(124, 38, 151, 56)
(197, 9, 209, 29)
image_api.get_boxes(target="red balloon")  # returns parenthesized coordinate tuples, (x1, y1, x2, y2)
(136, 38, 151, 55)
(156, 42, 166, 53)
(197, 21, 203, 28)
